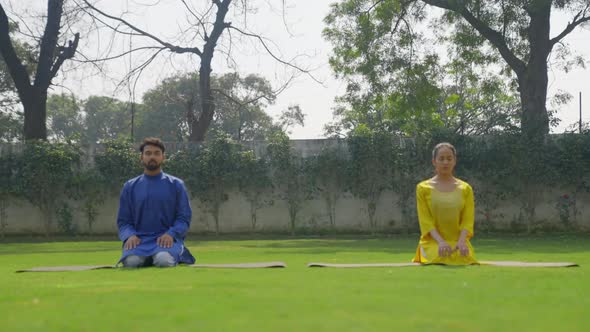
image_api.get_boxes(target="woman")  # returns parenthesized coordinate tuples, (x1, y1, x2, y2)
(412, 142, 478, 265)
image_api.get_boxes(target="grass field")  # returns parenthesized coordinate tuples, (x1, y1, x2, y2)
(1, 235, 588, 332)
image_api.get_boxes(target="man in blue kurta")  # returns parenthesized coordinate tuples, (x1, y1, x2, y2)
(117, 137, 195, 267)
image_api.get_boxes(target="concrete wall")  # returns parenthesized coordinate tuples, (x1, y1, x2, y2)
(2, 187, 589, 236)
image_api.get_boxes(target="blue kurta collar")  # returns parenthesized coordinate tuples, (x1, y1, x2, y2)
(143, 171, 164, 180)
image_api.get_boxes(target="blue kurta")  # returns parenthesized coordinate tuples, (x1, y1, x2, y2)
(117, 172, 195, 265)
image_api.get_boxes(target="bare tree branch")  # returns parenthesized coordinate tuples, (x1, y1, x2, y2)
(35, 0, 66, 90)
(180, 0, 208, 35)
(421, 0, 526, 76)
(48, 33, 80, 82)
(72, 46, 165, 63)
(212, 74, 294, 106)
(115, 47, 167, 94)
(79, 6, 145, 38)
(550, 5, 590, 47)
(0, 4, 32, 95)
(81, 0, 203, 56)
(227, 25, 321, 84)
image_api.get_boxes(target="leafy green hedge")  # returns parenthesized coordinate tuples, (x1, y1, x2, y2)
(1, 132, 589, 236)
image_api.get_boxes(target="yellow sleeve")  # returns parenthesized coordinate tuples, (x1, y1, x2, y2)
(416, 183, 435, 236)
(460, 183, 475, 237)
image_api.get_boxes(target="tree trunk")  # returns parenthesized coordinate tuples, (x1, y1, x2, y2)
(23, 89, 48, 140)
(519, 73, 549, 141)
(1, 0, 77, 141)
(188, 0, 231, 142)
(518, 0, 551, 141)
(189, 60, 215, 141)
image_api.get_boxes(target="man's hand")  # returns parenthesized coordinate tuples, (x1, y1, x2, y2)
(438, 241, 453, 257)
(124, 235, 141, 250)
(157, 234, 174, 248)
(455, 240, 469, 256)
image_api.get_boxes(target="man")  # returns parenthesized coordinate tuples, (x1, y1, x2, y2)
(117, 137, 195, 267)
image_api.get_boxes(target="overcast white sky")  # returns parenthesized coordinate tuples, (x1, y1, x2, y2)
(4, 0, 590, 138)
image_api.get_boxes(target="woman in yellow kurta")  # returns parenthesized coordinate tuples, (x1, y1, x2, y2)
(412, 142, 478, 265)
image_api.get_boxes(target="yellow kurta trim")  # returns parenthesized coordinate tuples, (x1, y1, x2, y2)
(412, 178, 478, 265)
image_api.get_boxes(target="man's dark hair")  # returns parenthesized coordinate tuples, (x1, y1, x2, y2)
(140, 137, 165, 153)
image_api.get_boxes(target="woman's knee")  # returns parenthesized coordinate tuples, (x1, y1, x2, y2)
(153, 251, 176, 267)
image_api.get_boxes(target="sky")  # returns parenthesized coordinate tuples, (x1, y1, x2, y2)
(4, 0, 590, 138)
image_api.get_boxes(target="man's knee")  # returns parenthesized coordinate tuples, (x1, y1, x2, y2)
(153, 251, 176, 267)
(123, 255, 146, 268)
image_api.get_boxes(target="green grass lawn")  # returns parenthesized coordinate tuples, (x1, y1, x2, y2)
(1, 235, 588, 332)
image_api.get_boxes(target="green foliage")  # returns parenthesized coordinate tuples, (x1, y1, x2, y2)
(0, 151, 21, 237)
(164, 145, 203, 186)
(266, 131, 313, 234)
(56, 202, 77, 236)
(47, 93, 84, 142)
(70, 168, 106, 234)
(306, 144, 348, 227)
(346, 128, 393, 230)
(178, 134, 243, 234)
(2, 131, 590, 236)
(138, 72, 278, 142)
(17, 141, 81, 236)
(84, 96, 133, 144)
(237, 150, 272, 230)
(0, 110, 22, 142)
(323, 0, 587, 138)
(391, 139, 430, 232)
(550, 134, 590, 226)
(45, 94, 132, 145)
(94, 139, 142, 192)
(0, 22, 37, 115)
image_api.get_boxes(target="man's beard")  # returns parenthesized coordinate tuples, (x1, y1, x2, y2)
(144, 160, 160, 171)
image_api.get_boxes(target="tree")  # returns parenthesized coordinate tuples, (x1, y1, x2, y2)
(18, 141, 81, 236)
(212, 73, 278, 141)
(0, 1, 80, 140)
(237, 151, 272, 231)
(438, 57, 521, 135)
(81, 0, 311, 141)
(46, 94, 132, 145)
(324, 0, 590, 141)
(1, 22, 36, 113)
(346, 127, 392, 231)
(307, 145, 348, 228)
(266, 131, 312, 234)
(190, 134, 242, 235)
(137, 72, 278, 142)
(278, 105, 306, 135)
(47, 93, 84, 141)
(0, 151, 21, 237)
(1, 22, 36, 142)
(0, 110, 22, 142)
(84, 96, 133, 145)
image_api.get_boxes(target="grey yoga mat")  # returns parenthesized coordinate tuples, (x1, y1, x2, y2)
(189, 262, 287, 268)
(307, 261, 579, 268)
(16, 265, 116, 272)
(16, 261, 287, 272)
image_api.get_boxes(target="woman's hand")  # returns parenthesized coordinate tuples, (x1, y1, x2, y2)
(455, 239, 469, 256)
(438, 241, 453, 257)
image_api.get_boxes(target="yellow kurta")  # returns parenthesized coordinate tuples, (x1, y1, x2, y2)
(412, 179, 478, 265)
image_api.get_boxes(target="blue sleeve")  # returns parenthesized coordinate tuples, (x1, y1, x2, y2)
(117, 183, 137, 241)
(166, 181, 192, 240)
